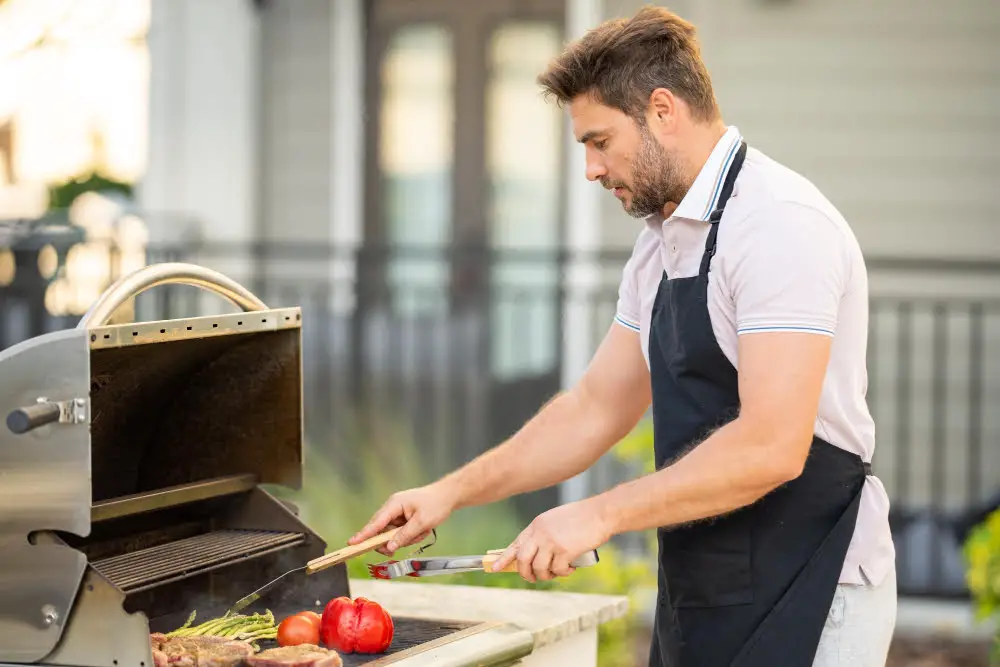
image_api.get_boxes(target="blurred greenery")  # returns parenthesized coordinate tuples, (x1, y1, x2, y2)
(47, 170, 133, 210)
(265, 416, 659, 667)
(963, 507, 1000, 662)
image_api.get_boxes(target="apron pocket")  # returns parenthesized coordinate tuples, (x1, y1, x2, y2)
(659, 522, 754, 608)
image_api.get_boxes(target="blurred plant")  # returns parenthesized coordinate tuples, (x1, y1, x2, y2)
(47, 170, 133, 210)
(610, 418, 659, 560)
(264, 415, 659, 667)
(963, 507, 1000, 662)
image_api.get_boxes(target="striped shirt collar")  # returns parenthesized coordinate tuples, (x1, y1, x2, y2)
(645, 125, 744, 229)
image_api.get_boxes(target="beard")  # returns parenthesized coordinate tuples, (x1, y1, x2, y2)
(605, 123, 688, 219)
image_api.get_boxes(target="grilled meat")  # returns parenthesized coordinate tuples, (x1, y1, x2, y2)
(197, 639, 257, 667)
(247, 644, 343, 667)
(149, 635, 256, 667)
(151, 633, 170, 667)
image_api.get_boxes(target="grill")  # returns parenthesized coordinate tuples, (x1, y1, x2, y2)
(0, 263, 533, 667)
(92, 529, 308, 594)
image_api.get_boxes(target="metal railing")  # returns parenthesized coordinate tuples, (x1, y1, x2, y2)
(2, 239, 997, 598)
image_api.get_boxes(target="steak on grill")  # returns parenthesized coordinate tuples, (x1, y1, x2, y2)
(247, 644, 343, 667)
(149, 634, 256, 667)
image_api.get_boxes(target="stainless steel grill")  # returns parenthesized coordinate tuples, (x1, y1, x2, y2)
(0, 263, 534, 667)
(92, 529, 307, 594)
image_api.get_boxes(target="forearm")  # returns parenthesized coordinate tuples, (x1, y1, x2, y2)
(595, 416, 805, 535)
(442, 388, 640, 510)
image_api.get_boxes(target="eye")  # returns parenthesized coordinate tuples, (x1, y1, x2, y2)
(594, 139, 608, 151)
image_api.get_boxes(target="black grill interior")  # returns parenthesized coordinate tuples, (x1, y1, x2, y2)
(88, 328, 302, 502)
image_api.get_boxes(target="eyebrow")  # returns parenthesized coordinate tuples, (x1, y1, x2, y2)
(577, 130, 605, 144)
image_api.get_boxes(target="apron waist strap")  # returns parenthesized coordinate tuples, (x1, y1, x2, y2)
(862, 461, 872, 476)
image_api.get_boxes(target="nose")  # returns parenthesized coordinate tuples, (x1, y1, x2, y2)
(584, 149, 607, 182)
(585, 159, 607, 183)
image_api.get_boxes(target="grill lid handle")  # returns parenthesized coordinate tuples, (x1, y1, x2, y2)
(77, 262, 268, 328)
(6, 397, 87, 435)
(7, 402, 61, 434)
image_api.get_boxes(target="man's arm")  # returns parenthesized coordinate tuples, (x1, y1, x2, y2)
(446, 323, 651, 509)
(592, 330, 831, 535)
(350, 322, 651, 552)
(592, 201, 850, 535)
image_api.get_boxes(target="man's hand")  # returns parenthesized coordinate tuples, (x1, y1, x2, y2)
(491, 499, 610, 583)
(349, 481, 460, 555)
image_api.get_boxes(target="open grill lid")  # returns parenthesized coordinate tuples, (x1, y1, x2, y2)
(0, 263, 305, 662)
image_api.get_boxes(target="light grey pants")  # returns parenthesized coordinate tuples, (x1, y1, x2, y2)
(812, 567, 898, 666)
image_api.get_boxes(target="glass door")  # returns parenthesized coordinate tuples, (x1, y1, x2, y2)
(364, 1, 566, 509)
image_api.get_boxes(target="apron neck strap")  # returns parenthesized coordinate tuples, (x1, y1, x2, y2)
(700, 141, 748, 276)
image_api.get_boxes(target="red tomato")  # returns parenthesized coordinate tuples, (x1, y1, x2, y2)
(295, 611, 322, 631)
(320, 596, 394, 654)
(277, 614, 320, 647)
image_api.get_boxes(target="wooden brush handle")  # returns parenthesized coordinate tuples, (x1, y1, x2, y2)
(305, 527, 401, 574)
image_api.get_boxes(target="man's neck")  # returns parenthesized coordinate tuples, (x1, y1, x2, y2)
(661, 120, 728, 218)
(683, 120, 729, 189)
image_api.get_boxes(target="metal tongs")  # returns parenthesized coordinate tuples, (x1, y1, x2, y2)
(226, 526, 433, 615)
(367, 547, 600, 579)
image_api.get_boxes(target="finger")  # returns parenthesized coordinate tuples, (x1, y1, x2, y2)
(385, 515, 426, 553)
(517, 541, 539, 583)
(490, 542, 519, 572)
(532, 548, 555, 582)
(550, 554, 575, 578)
(374, 517, 407, 555)
(350, 501, 403, 544)
(379, 528, 432, 556)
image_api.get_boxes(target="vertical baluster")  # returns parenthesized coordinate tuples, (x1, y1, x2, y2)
(967, 303, 984, 506)
(895, 301, 912, 587)
(930, 302, 947, 594)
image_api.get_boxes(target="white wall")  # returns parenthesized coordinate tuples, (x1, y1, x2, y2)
(603, 0, 1000, 264)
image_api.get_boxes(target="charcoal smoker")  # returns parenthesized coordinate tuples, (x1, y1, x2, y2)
(0, 263, 533, 667)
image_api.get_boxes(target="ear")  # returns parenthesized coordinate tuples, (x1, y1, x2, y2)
(646, 88, 678, 128)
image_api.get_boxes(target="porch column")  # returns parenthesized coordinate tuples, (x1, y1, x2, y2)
(138, 0, 261, 289)
(559, 0, 605, 505)
(329, 0, 365, 313)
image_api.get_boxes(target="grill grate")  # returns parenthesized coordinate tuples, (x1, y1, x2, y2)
(93, 529, 306, 594)
(151, 603, 476, 666)
(251, 618, 473, 667)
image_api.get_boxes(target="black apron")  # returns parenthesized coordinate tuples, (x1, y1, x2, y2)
(647, 141, 871, 667)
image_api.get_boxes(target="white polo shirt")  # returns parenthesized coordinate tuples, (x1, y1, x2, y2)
(614, 126, 895, 586)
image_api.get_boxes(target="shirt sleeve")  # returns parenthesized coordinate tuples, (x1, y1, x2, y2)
(614, 248, 642, 333)
(724, 201, 851, 337)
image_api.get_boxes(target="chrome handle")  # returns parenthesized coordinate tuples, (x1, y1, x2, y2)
(77, 262, 268, 329)
(6, 403, 60, 435)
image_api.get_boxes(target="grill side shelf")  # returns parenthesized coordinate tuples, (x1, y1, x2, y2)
(91, 529, 306, 594)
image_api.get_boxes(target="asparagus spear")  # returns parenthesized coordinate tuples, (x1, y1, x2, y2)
(165, 609, 277, 639)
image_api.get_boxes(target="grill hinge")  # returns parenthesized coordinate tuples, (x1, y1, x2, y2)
(54, 397, 88, 424)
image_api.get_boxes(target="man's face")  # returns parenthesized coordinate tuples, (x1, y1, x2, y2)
(569, 94, 686, 218)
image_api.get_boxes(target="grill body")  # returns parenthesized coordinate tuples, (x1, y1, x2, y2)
(0, 264, 532, 667)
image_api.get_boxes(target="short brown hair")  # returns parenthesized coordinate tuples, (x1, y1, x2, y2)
(537, 5, 719, 123)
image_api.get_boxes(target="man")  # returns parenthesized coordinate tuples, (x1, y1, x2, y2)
(350, 6, 896, 666)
